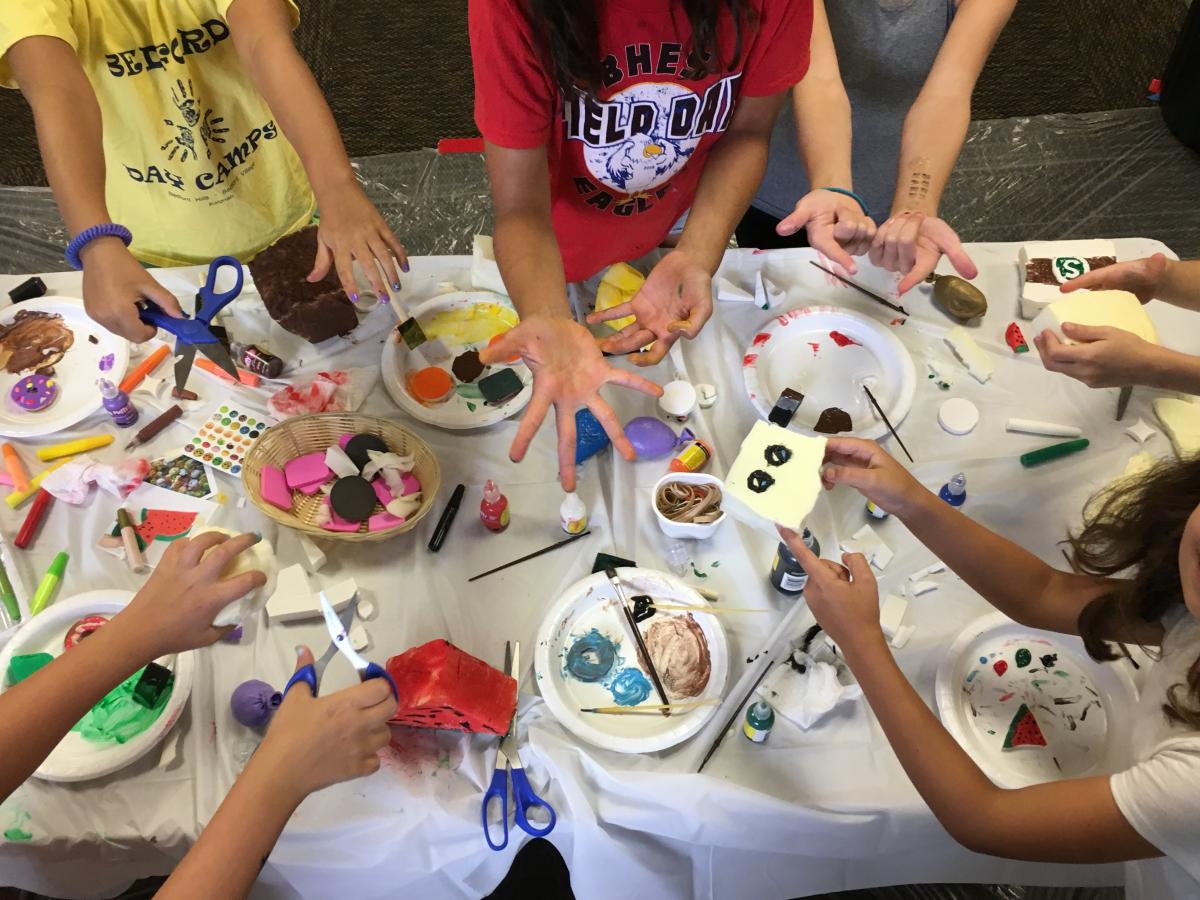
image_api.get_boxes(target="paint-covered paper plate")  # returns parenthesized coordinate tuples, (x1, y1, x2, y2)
(742, 306, 915, 441)
(0, 590, 194, 782)
(0, 297, 129, 438)
(534, 568, 728, 754)
(934, 611, 1137, 789)
(381, 291, 532, 430)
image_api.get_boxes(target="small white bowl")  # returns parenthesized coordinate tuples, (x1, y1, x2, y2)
(652, 472, 726, 540)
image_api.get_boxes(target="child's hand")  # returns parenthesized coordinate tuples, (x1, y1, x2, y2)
(255, 646, 396, 802)
(777, 189, 875, 273)
(80, 238, 184, 342)
(869, 212, 978, 295)
(114, 532, 266, 657)
(779, 526, 882, 650)
(1034, 323, 1162, 388)
(1060, 253, 1168, 304)
(820, 437, 926, 517)
(309, 186, 409, 305)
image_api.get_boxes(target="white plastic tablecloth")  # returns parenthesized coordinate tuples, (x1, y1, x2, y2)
(0, 238, 1185, 899)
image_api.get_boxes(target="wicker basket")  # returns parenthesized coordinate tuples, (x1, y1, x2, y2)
(241, 413, 441, 542)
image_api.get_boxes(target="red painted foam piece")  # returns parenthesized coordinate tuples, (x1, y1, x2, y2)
(386, 639, 517, 734)
(1005, 322, 1030, 354)
(1003, 702, 1047, 749)
(260, 465, 292, 511)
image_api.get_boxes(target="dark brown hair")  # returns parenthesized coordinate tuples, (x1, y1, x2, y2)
(524, 0, 752, 99)
(1070, 455, 1200, 728)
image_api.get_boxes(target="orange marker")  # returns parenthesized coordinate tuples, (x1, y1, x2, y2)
(195, 357, 260, 387)
(119, 344, 171, 394)
(2, 444, 30, 493)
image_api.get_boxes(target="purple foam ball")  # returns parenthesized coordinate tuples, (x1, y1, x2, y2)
(221, 625, 244, 644)
(624, 416, 678, 459)
(231, 679, 282, 728)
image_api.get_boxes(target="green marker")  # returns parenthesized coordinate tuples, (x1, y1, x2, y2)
(0, 554, 19, 625)
(30, 551, 68, 616)
(1020, 438, 1090, 468)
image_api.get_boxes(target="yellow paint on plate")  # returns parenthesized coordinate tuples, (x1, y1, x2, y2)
(424, 303, 519, 346)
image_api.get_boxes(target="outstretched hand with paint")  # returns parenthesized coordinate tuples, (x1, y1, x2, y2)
(587, 250, 714, 366)
(120, 531, 267, 656)
(869, 212, 977, 295)
(777, 189, 876, 274)
(818, 437, 925, 516)
(480, 316, 662, 491)
(778, 527, 879, 649)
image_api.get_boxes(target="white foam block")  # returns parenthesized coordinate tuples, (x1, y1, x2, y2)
(296, 534, 327, 573)
(843, 523, 893, 571)
(878, 592, 908, 637)
(1030, 290, 1157, 355)
(909, 580, 938, 597)
(944, 326, 992, 384)
(1006, 419, 1082, 438)
(1019, 240, 1116, 319)
(267, 569, 358, 623)
(908, 562, 946, 582)
(470, 235, 508, 295)
(1155, 398, 1200, 457)
(890, 624, 916, 649)
(938, 397, 979, 436)
(723, 421, 826, 533)
(716, 276, 754, 303)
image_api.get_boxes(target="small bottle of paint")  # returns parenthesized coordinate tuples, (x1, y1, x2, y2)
(480, 480, 510, 532)
(866, 499, 889, 520)
(668, 439, 713, 474)
(97, 378, 138, 427)
(559, 491, 588, 534)
(769, 529, 819, 596)
(939, 472, 967, 507)
(743, 700, 775, 743)
(230, 342, 284, 379)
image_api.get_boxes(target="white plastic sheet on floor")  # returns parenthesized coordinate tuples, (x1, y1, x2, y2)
(0, 238, 1185, 899)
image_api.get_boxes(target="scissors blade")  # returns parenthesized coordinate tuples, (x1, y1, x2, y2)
(499, 641, 521, 758)
(320, 592, 368, 673)
(201, 340, 241, 382)
(1116, 385, 1132, 421)
(173, 344, 197, 393)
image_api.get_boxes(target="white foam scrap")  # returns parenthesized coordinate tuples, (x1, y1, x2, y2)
(1006, 418, 1082, 438)
(1030, 290, 1157, 355)
(267, 570, 358, 623)
(324, 444, 359, 478)
(890, 624, 916, 650)
(1124, 417, 1156, 445)
(908, 562, 946, 582)
(350, 623, 370, 652)
(723, 421, 826, 534)
(297, 534, 327, 573)
(944, 326, 993, 384)
(716, 276, 754, 303)
(1018, 240, 1116, 319)
(843, 523, 893, 571)
(386, 494, 422, 519)
(908, 580, 938, 597)
(878, 593, 908, 637)
(1154, 398, 1200, 457)
(755, 272, 785, 310)
(362, 450, 415, 482)
(470, 234, 508, 295)
(356, 597, 376, 620)
(696, 384, 718, 408)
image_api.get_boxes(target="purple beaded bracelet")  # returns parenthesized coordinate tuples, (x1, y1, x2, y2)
(65, 223, 133, 271)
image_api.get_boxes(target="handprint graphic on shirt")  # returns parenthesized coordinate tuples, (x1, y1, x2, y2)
(160, 78, 229, 163)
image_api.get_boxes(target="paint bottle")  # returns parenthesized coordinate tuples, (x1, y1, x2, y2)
(939, 472, 967, 507)
(866, 499, 889, 520)
(668, 439, 713, 473)
(743, 700, 775, 743)
(97, 378, 138, 427)
(559, 491, 588, 535)
(230, 342, 284, 379)
(769, 529, 819, 596)
(480, 480, 510, 532)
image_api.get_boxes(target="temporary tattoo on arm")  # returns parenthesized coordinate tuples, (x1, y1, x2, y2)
(905, 157, 932, 204)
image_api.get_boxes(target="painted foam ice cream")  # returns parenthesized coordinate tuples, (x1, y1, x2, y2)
(645, 614, 711, 700)
(0, 310, 74, 374)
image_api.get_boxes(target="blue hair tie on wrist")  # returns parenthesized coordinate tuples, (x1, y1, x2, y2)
(65, 223, 133, 271)
(818, 187, 869, 218)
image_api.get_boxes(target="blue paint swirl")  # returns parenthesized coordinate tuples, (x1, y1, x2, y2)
(609, 668, 652, 706)
(565, 629, 618, 683)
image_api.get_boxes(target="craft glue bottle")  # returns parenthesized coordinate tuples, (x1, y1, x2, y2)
(769, 529, 819, 596)
(559, 491, 587, 535)
(743, 700, 775, 743)
(97, 378, 138, 427)
(939, 472, 967, 507)
(480, 480, 510, 532)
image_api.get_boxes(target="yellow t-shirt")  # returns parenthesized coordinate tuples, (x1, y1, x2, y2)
(0, 0, 316, 266)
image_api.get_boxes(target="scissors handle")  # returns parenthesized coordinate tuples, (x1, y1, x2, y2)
(360, 661, 399, 700)
(509, 765, 557, 838)
(283, 664, 318, 698)
(197, 256, 245, 324)
(481, 764, 509, 851)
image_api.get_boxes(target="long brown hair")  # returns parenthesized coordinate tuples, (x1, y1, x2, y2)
(524, 0, 752, 99)
(1070, 455, 1200, 728)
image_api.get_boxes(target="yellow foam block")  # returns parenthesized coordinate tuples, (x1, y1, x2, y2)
(198, 527, 278, 627)
(595, 262, 644, 332)
(1155, 398, 1200, 458)
(723, 421, 826, 533)
(1030, 290, 1158, 348)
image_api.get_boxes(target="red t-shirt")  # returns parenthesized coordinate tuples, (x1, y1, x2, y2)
(470, 0, 813, 281)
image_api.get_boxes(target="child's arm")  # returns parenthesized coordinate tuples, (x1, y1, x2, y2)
(7, 37, 183, 342)
(870, 0, 1016, 294)
(476, 142, 662, 492)
(0, 533, 265, 803)
(774, 0, 876, 272)
(156, 647, 395, 900)
(589, 92, 788, 365)
(780, 536, 1162, 864)
(817, 437, 1164, 645)
(225, 0, 408, 301)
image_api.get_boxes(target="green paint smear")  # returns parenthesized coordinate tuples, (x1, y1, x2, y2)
(710, 560, 721, 568)
(71, 668, 173, 745)
(4, 809, 31, 842)
(690, 562, 708, 579)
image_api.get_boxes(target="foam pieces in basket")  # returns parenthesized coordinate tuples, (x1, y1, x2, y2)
(723, 420, 826, 534)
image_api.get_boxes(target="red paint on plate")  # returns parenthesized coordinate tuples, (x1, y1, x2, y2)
(829, 330, 860, 347)
(742, 354, 758, 367)
(752, 332, 771, 347)
(808, 342, 820, 356)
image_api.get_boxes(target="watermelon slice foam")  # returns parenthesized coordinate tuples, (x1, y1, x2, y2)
(1002, 702, 1047, 750)
(385, 639, 517, 734)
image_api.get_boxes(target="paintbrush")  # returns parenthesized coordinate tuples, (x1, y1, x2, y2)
(391, 294, 451, 364)
(606, 567, 672, 717)
(468, 530, 592, 582)
(861, 384, 914, 463)
(810, 260, 909, 316)
(697, 661, 776, 773)
(581, 700, 719, 715)
(646, 603, 768, 614)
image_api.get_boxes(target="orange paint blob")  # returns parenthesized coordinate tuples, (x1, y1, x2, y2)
(408, 367, 455, 405)
(486, 333, 520, 364)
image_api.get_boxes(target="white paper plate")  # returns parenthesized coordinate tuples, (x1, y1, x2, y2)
(934, 611, 1137, 789)
(0, 590, 194, 782)
(534, 568, 728, 754)
(381, 291, 531, 430)
(742, 306, 915, 441)
(0, 298, 130, 438)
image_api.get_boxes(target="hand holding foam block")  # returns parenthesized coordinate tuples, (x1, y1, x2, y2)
(723, 421, 826, 533)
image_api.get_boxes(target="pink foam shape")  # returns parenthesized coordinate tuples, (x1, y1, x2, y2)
(320, 499, 361, 533)
(0, 472, 13, 487)
(259, 465, 292, 511)
(297, 475, 332, 496)
(285, 453, 331, 490)
(338, 434, 353, 449)
(368, 511, 406, 531)
(372, 478, 393, 507)
(401, 472, 421, 496)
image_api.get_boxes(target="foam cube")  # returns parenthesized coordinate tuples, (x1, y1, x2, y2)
(723, 420, 826, 533)
(1019, 240, 1116, 319)
(1030, 290, 1158, 355)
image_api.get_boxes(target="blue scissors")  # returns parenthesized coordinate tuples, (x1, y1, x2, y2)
(482, 641, 557, 850)
(138, 255, 243, 394)
(283, 592, 398, 700)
